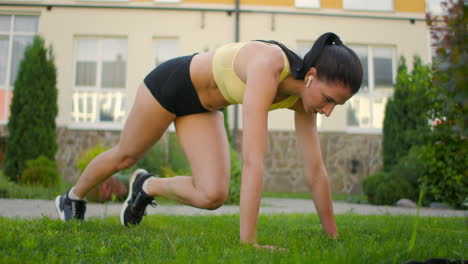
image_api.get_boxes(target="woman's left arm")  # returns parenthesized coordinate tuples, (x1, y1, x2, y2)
(294, 109, 338, 238)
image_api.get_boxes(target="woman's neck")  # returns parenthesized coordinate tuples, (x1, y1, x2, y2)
(278, 75, 303, 97)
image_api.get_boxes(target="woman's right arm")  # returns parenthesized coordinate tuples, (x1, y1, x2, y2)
(238, 44, 284, 246)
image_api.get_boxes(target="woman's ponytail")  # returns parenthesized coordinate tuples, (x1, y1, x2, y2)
(303, 32, 342, 70)
(302, 32, 362, 94)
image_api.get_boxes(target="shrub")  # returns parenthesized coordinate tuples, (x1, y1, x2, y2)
(374, 177, 415, 206)
(390, 146, 438, 206)
(0, 171, 71, 199)
(128, 143, 166, 177)
(160, 167, 190, 178)
(76, 144, 109, 174)
(4, 36, 58, 182)
(113, 171, 131, 188)
(391, 147, 426, 190)
(362, 171, 390, 204)
(87, 176, 127, 203)
(127, 133, 191, 177)
(417, 140, 468, 209)
(363, 171, 416, 205)
(167, 133, 191, 174)
(21, 156, 61, 187)
(76, 144, 127, 203)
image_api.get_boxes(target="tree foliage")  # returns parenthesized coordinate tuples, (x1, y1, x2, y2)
(426, 0, 467, 138)
(421, 0, 468, 208)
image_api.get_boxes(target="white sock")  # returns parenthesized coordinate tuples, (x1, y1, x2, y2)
(142, 177, 154, 195)
(68, 187, 84, 200)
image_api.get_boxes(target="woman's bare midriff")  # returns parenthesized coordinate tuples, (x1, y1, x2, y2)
(189, 52, 230, 112)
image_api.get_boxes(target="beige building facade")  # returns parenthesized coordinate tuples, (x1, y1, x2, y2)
(0, 0, 435, 193)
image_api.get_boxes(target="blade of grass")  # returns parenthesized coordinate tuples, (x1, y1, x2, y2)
(408, 189, 424, 254)
(165, 232, 177, 255)
(390, 189, 425, 264)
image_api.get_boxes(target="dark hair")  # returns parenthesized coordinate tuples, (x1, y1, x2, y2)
(258, 32, 363, 94)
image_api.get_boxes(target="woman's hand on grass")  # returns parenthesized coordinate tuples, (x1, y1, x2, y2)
(327, 231, 339, 239)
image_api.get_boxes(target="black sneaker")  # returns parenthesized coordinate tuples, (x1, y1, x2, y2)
(55, 190, 87, 221)
(120, 169, 157, 227)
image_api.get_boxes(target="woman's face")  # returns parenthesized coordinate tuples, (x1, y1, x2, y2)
(301, 75, 353, 116)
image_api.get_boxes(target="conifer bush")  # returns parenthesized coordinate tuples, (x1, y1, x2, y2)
(382, 57, 432, 171)
(4, 36, 58, 182)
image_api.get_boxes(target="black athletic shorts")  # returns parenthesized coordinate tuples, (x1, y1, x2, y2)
(144, 54, 210, 116)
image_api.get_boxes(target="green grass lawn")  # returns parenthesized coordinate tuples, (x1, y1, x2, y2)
(1, 214, 466, 263)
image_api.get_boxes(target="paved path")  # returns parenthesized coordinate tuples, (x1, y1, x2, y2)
(0, 198, 466, 220)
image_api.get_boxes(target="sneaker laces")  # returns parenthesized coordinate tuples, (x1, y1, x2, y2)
(144, 201, 157, 216)
(130, 192, 156, 217)
(72, 200, 86, 219)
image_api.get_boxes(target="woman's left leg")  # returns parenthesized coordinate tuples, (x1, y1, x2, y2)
(145, 111, 231, 209)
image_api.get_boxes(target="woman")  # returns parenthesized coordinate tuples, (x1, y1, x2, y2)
(56, 32, 362, 249)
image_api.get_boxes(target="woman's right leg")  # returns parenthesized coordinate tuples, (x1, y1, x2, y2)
(72, 83, 176, 198)
(144, 111, 231, 210)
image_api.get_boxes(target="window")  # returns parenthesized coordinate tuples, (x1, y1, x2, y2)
(343, 0, 393, 12)
(0, 15, 39, 122)
(295, 0, 320, 9)
(346, 45, 395, 131)
(72, 38, 127, 126)
(155, 38, 179, 66)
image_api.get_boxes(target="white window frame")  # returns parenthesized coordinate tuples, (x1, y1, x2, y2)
(0, 14, 39, 124)
(69, 37, 127, 130)
(346, 45, 396, 134)
(295, 0, 321, 9)
(343, 0, 394, 12)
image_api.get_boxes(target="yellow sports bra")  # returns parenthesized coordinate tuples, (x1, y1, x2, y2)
(212, 42, 299, 111)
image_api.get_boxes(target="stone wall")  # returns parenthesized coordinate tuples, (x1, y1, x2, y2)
(0, 126, 382, 193)
(56, 128, 121, 182)
(237, 131, 382, 194)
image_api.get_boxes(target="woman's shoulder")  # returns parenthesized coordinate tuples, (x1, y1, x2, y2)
(247, 41, 284, 55)
(237, 41, 286, 69)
